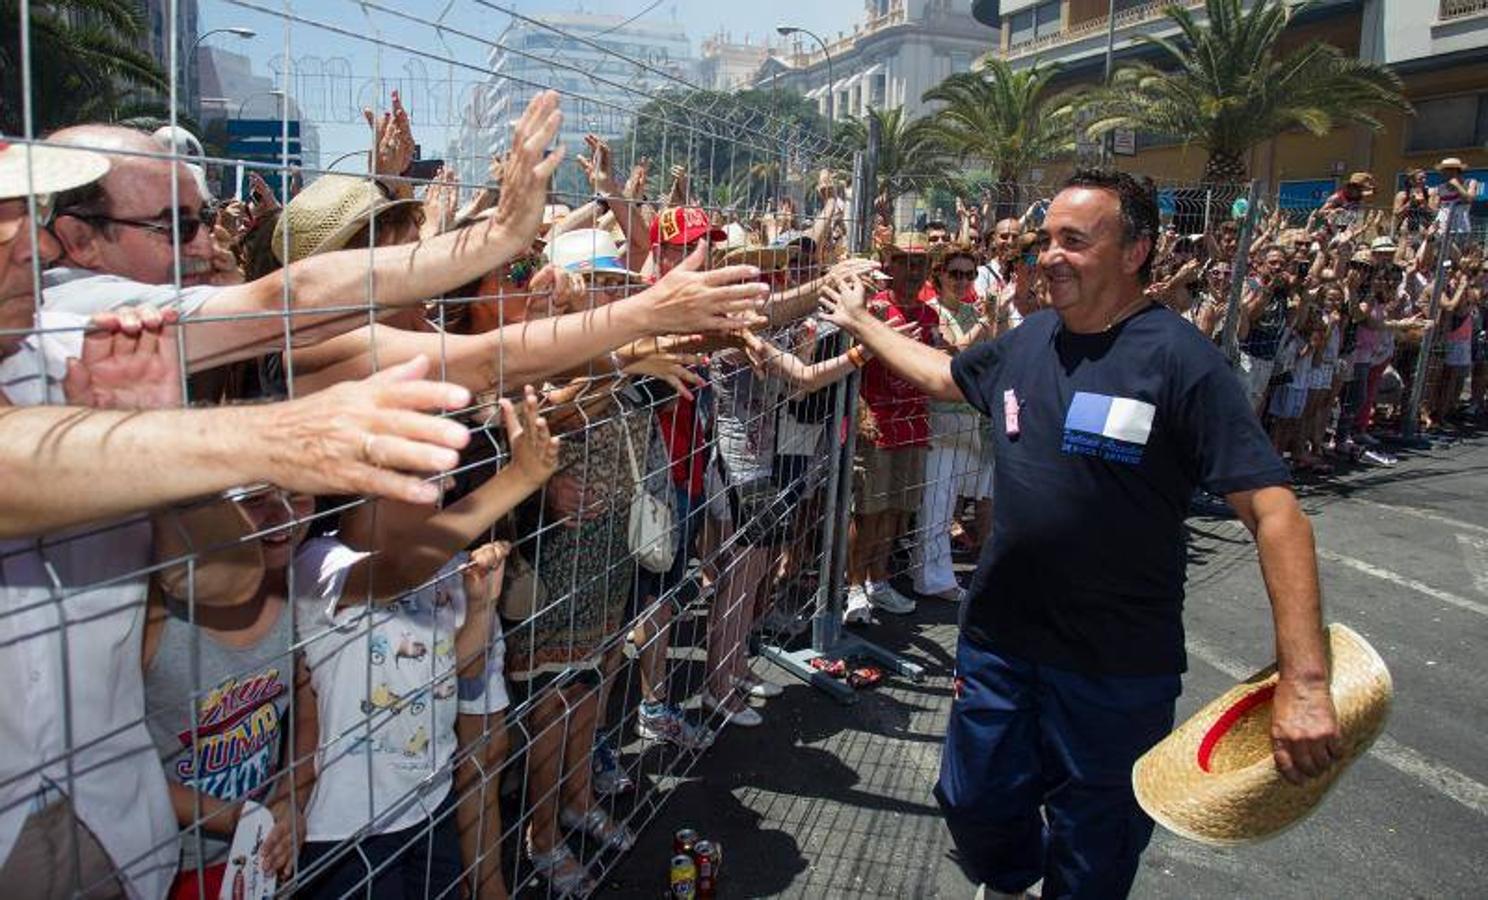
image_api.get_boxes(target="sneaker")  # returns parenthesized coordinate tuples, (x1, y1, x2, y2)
(735, 673, 784, 699)
(923, 586, 963, 602)
(636, 702, 714, 750)
(701, 691, 764, 728)
(843, 584, 873, 624)
(1356, 432, 1381, 448)
(868, 583, 917, 615)
(1361, 448, 1398, 467)
(590, 736, 634, 796)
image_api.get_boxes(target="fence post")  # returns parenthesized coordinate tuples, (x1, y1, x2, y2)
(1220, 180, 1262, 365)
(1401, 212, 1460, 441)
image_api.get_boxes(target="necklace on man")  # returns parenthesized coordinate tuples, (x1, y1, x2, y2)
(1103, 295, 1153, 332)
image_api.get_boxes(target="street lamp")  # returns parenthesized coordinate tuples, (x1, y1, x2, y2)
(777, 25, 833, 145)
(187, 27, 255, 113)
(239, 89, 285, 119)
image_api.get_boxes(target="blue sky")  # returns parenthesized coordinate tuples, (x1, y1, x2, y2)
(198, 0, 861, 163)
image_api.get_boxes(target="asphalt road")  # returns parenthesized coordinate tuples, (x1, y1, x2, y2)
(589, 426, 1488, 899)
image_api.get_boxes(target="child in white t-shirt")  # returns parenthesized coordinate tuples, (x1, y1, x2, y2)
(293, 390, 558, 898)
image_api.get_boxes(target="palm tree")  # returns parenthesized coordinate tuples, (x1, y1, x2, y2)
(836, 106, 951, 226)
(0, 0, 170, 135)
(922, 59, 1076, 218)
(1079, 0, 1408, 187)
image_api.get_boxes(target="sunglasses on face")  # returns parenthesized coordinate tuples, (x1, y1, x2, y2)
(944, 268, 976, 281)
(57, 206, 214, 244)
(508, 256, 539, 288)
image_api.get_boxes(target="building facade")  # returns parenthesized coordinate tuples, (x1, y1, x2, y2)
(973, 0, 1488, 212)
(749, 0, 995, 122)
(451, 11, 694, 199)
(697, 32, 785, 93)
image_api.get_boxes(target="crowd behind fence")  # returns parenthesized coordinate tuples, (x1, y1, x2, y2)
(2, 4, 1488, 900)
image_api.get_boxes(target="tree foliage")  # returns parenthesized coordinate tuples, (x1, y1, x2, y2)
(1077, 0, 1409, 183)
(0, 0, 171, 135)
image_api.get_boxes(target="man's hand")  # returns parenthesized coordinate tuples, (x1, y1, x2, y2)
(1271, 675, 1344, 784)
(364, 89, 414, 185)
(817, 273, 874, 335)
(254, 354, 471, 505)
(64, 306, 183, 410)
(526, 263, 586, 315)
(635, 245, 769, 335)
(482, 91, 565, 252)
(824, 256, 881, 283)
(502, 384, 560, 488)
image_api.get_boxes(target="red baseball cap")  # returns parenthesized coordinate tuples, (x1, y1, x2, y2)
(649, 206, 728, 246)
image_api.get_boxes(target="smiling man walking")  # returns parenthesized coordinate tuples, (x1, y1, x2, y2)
(820, 170, 1342, 898)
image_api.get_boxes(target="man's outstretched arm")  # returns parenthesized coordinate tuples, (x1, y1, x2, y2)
(817, 274, 964, 402)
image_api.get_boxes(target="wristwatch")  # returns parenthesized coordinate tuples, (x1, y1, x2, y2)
(593, 193, 611, 213)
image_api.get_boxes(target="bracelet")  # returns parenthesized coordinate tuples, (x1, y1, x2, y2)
(846, 346, 867, 368)
(593, 192, 611, 213)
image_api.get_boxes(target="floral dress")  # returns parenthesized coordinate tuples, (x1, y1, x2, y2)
(503, 390, 662, 683)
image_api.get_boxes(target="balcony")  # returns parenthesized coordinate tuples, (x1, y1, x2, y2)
(782, 2, 908, 69)
(1440, 0, 1488, 20)
(1004, 0, 1205, 61)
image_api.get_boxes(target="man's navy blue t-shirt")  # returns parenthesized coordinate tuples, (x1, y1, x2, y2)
(949, 304, 1289, 676)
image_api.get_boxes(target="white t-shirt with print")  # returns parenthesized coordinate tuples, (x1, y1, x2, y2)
(293, 537, 507, 841)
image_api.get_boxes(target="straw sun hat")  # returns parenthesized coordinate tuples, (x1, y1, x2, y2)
(271, 174, 422, 264)
(1133, 623, 1391, 846)
(712, 222, 795, 269)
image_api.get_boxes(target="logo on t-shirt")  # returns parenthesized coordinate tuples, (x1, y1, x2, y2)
(1061, 392, 1155, 465)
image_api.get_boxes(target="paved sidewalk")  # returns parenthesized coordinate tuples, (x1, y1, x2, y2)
(595, 428, 1488, 898)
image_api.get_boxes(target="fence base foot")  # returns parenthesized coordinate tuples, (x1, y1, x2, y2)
(830, 634, 927, 684)
(757, 644, 858, 705)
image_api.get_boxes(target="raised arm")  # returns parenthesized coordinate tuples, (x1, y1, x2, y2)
(817, 275, 963, 402)
(182, 91, 566, 370)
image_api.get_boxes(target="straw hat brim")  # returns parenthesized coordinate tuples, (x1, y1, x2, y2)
(0, 143, 110, 200)
(1132, 623, 1391, 847)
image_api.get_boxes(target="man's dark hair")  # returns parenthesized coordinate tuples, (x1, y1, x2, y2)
(925, 219, 948, 233)
(1062, 168, 1159, 283)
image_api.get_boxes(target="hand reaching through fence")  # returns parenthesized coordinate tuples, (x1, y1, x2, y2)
(63, 305, 183, 410)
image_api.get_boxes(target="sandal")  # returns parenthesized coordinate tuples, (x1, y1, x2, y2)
(526, 838, 596, 897)
(847, 662, 884, 689)
(559, 806, 636, 854)
(809, 657, 847, 678)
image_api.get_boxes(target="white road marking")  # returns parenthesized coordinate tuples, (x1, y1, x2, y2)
(1317, 549, 1488, 619)
(1186, 636, 1488, 818)
(1348, 498, 1488, 537)
(1456, 533, 1488, 596)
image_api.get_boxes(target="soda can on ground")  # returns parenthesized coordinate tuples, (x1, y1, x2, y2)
(692, 840, 716, 898)
(670, 853, 697, 899)
(674, 828, 700, 856)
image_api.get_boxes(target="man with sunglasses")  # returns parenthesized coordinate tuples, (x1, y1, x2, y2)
(0, 139, 480, 899)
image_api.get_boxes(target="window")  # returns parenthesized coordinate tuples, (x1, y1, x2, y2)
(950, 51, 972, 73)
(870, 73, 886, 107)
(1035, 1, 1062, 38)
(1009, 10, 1035, 46)
(1407, 94, 1487, 151)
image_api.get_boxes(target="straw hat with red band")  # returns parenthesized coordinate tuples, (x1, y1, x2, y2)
(649, 206, 727, 246)
(1132, 623, 1391, 847)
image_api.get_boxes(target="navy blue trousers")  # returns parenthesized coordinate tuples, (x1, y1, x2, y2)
(934, 635, 1180, 899)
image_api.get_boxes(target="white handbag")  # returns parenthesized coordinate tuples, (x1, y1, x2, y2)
(620, 418, 676, 574)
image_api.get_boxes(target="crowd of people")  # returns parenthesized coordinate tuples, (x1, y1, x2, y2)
(0, 83, 1482, 900)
